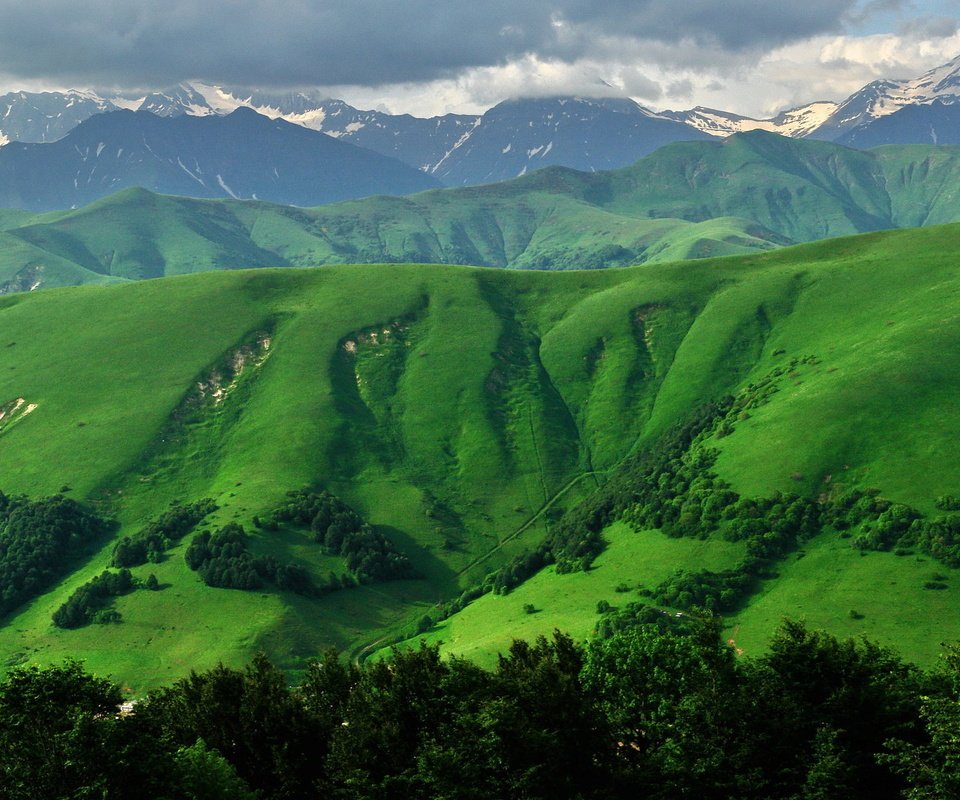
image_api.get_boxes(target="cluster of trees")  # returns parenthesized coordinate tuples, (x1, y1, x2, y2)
(111, 499, 217, 568)
(51, 569, 136, 629)
(0, 492, 114, 618)
(2, 619, 958, 799)
(183, 490, 414, 596)
(593, 601, 699, 639)
(827, 491, 960, 567)
(637, 488, 826, 612)
(184, 524, 314, 594)
(261, 489, 414, 583)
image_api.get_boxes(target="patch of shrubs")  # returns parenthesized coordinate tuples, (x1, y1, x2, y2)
(111, 499, 217, 568)
(593, 600, 707, 639)
(262, 490, 414, 583)
(52, 569, 135, 628)
(184, 524, 314, 594)
(650, 568, 754, 613)
(0, 492, 115, 618)
(935, 495, 960, 511)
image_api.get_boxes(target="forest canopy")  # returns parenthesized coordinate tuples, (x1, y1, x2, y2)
(1, 619, 956, 800)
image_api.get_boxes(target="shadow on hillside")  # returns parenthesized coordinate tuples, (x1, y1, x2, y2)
(376, 523, 461, 594)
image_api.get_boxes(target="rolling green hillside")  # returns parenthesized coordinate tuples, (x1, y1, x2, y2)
(4, 133, 960, 293)
(2, 222, 960, 686)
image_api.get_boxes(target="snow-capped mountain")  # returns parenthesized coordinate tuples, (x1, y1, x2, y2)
(666, 55, 960, 141)
(664, 101, 839, 139)
(0, 83, 483, 180)
(0, 107, 440, 211)
(162, 87, 483, 173)
(168, 89, 712, 183)
(812, 55, 960, 140)
(0, 53, 959, 188)
(106, 86, 711, 184)
(136, 84, 217, 117)
(0, 90, 120, 145)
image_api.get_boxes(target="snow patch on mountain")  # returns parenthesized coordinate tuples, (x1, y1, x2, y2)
(215, 174, 239, 199)
(666, 101, 839, 139)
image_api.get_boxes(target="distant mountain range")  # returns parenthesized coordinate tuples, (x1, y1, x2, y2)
(5, 131, 960, 292)
(1, 55, 958, 188)
(0, 107, 439, 211)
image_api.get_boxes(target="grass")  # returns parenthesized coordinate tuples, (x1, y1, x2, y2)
(728, 533, 960, 667)
(2, 222, 960, 683)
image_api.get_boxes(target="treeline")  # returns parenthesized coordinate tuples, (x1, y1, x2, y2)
(0, 492, 114, 618)
(3, 619, 958, 800)
(111, 499, 217, 567)
(455, 357, 960, 622)
(52, 569, 139, 628)
(429, 399, 731, 627)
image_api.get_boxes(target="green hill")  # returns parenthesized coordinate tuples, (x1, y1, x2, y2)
(2, 222, 960, 686)
(5, 133, 960, 293)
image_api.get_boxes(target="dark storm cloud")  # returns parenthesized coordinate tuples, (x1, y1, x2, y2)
(0, 0, 859, 88)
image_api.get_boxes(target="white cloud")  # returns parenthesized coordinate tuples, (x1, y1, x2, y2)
(323, 30, 960, 119)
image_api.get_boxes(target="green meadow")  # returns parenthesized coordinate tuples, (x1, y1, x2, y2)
(2, 222, 960, 685)
(385, 522, 745, 668)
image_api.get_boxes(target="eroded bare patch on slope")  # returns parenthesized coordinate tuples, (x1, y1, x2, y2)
(0, 397, 37, 433)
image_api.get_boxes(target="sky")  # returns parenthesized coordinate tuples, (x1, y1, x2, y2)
(0, 0, 957, 118)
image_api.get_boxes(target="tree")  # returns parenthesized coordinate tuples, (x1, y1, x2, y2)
(486, 632, 612, 799)
(882, 644, 960, 799)
(581, 618, 744, 798)
(750, 620, 922, 800)
(0, 661, 122, 799)
(138, 653, 324, 799)
(173, 740, 257, 800)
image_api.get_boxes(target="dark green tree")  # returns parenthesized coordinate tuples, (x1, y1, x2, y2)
(0, 661, 122, 799)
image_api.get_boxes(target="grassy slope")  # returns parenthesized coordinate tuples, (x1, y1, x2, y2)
(385, 522, 745, 668)
(389, 222, 960, 667)
(6, 135, 960, 291)
(728, 534, 960, 665)
(2, 223, 960, 684)
(0, 187, 784, 290)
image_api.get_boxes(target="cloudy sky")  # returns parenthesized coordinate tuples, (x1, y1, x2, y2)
(0, 0, 957, 118)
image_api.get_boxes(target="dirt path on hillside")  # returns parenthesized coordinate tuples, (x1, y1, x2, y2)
(455, 470, 605, 577)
